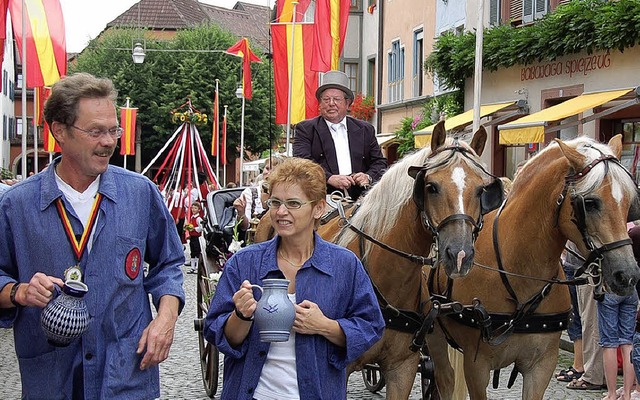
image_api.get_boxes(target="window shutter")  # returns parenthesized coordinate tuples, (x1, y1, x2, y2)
(522, 0, 533, 23)
(489, 0, 499, 25)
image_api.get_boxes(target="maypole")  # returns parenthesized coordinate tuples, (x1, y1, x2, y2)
(142, 98, 219, 218)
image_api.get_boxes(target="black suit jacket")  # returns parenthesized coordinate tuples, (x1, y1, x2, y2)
(293, 116, 387, 198)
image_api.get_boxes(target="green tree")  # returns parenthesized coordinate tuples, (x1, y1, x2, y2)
(70, 24, 281, 169)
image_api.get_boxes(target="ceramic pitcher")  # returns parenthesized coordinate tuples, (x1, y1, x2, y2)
(40, 280, 90, 347)
(252, 279, 295, 342)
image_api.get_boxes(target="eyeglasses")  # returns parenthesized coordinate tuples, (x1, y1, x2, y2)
(266, 198, 314, 210)
(320, 96, 346, 104)
(69, 124, 123, 139)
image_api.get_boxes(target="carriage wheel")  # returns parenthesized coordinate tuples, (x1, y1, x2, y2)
(194, 255, 219, 398)
(361, 364, 386, 393)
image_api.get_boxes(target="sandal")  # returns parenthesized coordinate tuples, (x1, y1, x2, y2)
(567, 378, 606, 390)
(556, 366, 584, 382)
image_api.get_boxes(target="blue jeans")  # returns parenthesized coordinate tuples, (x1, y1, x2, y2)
(564, 265, 582, 341)
(597, 292, 638, 348)
(633, 332, 640, 384)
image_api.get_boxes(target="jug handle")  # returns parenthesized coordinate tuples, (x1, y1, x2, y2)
(48, 284, 62, 303)
(250, 284, 263, 301)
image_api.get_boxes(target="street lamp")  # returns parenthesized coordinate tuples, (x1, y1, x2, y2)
(132, 42, 146, 64)
(235, 85, 245, 186)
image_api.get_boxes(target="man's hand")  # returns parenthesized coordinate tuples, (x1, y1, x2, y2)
(327, 174, 355, 190)
(137, 296, 179, 370)
(20, 272, 65, 308)
(351, 172, 371, 187)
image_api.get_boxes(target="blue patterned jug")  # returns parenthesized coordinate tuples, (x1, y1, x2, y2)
(40, 280, 90, 347)
(251, 279, 295, 342)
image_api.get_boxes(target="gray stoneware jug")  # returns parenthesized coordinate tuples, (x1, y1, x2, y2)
(252, 279, 295, 342)
(40, 280, 90, 347)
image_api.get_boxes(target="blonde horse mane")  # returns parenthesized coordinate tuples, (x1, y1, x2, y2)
(336, 138, 485, 252)
(515, 136, 637, 200)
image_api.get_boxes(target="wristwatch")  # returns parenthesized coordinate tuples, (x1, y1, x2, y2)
(9, 283, 22, 307)
(234, 307, 254, 321)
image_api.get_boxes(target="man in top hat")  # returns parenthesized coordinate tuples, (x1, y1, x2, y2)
(293, 70, 386, 199)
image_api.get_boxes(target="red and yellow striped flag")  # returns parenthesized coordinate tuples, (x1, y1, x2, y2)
(211, 86, 218, 156)
(10, 0, 66, 88)
(271, 0, 319, 124)
(39, 86, 59, 153)
(120, 107, 137, 156)
(0, 0, 10, 86)
(226, 38, 261, 100)
(311, 0, 350, 72)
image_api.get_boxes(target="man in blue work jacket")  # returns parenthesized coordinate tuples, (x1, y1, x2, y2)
(0, 73, 185, 399)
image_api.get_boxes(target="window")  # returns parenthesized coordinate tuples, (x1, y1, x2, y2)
(523, 0, 548, 23)
(620, 120, 640, 182)
(490, 0, 501, 25)
(413, 29, 424, 97)
(387, 40, 404, 103)
(2, 115, 6, 140)
(16, 74, 22, 90)
(9, 81, 14, 101)
(343, 63, 358, 93)
(367, 57, 376, 99)
(2, 71, 6, 94)
(351, 0, 359, 10)
(16, 117, 34, 138)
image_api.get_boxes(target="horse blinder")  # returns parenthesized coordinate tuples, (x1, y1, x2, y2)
(481, 179, 504, 215)
(409, 167, 426, 212)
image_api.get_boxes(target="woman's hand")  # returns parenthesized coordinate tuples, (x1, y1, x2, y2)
(233, 280, 257, 319)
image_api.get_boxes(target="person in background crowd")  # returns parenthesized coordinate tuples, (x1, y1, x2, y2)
(185, 201, 204, 274)
(556, 243, 585, 383)
(203, 157, 384, 400)
(627, 224, 640, 399)
(293, 70, 386, 200)
(233, 157, 282, 234)
(567, 239, 606, 391)
(0, 73, 185, 399)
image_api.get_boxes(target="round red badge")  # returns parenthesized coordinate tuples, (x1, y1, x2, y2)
(125, 248, 142, 280)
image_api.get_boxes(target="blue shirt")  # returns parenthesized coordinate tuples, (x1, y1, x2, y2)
(204, 233, 384, 400)
(0, 159, 186, 399)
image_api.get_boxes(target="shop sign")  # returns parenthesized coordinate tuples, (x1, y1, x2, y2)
(520, 51, 611, 82)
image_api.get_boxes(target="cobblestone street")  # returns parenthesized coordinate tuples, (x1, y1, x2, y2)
(0, 266, 614, 399)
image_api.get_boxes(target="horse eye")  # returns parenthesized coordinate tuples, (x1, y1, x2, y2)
(425, 183, 438, 194)
(583, 198, 600, 213)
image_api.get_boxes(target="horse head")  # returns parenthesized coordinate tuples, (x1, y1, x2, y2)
(408, 121, 503, 278)
(555, 135, 640, 295)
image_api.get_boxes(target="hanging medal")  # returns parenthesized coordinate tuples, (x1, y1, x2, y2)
(55, 194, 103, 283)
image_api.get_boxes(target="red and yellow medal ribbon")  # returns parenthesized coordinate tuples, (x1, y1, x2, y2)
(55, 194, 103, 261)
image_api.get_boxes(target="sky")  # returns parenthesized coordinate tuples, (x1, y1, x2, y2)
(59, 0, 275, 53)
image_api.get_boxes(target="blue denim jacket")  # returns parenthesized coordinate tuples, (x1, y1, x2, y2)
(0, 159, 185, 399)
(204, 233, 385, 400)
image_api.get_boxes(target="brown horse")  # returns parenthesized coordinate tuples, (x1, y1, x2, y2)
(428, 135, 640, 399)
(324, 121, 502, 399)
(253, 121, 504, 398)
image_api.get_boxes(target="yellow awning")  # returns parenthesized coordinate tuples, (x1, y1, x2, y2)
(414, 134, 431, 148)
(498, 88, 634, 145)
(414, 101, 517, 136)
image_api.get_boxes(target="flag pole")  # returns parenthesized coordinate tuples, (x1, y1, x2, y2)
(285, 1, 298, 156)
(223, 105, 228, 185)
(33, 89, 38, 173)
(472, 0, 484, 132)
(214, 79, 220, 182)
(20, 0, 27, 179)
(123, 97, 130, 170)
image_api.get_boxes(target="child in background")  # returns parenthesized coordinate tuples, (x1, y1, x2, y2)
(185, 201, 204, 274)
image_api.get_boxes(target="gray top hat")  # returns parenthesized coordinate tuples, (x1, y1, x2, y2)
(316, 70, 354, 100)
